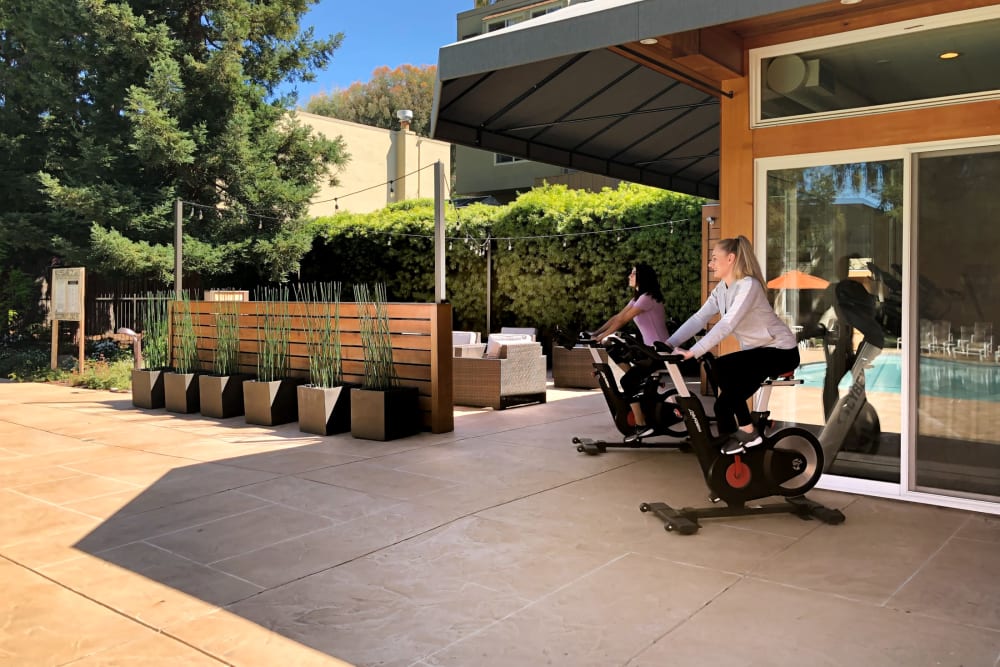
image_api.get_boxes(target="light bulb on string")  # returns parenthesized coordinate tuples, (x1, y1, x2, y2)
(387, 235, 392, 246)
(389, 180, 394, 195)
(334, 199, 339, 211)
(507, 240, 512, 251)
(448, 240, 453, 251)
(563, 238, 568, 248)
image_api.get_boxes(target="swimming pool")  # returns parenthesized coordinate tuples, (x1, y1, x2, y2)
(796, 354, 1000, 401)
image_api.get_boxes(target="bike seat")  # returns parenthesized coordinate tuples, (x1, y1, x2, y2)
(761, 369, 802, 387)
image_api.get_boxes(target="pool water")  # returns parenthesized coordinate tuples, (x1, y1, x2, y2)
(796, 354, 1000, 401)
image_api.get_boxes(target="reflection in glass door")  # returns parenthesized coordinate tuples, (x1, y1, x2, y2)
(914, 147, 1000, 500)
(765, 160, 904, 483)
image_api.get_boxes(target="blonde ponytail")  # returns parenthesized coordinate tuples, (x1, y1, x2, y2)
(716, 236, 767, 289)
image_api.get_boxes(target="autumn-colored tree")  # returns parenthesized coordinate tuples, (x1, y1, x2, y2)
(305, 65, 436, 136)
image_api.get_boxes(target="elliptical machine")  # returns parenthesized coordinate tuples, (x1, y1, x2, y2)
(638, 344, 845, 535)
(564, 332, 690, 455)
(816, 279, 886, 463)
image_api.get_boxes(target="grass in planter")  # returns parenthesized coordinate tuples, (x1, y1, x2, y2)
(254, 285, 291, 382)
(354, 282, 397, 391)
(173, 291, 200, 374)
(213, 300, 242, 376)
(294, 282, 343, 388)
(141, 292, 171, 370)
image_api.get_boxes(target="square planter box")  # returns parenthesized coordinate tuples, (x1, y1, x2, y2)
(164, 371, 200, 414)
(131, 369, 165, 409)
(199, 374, 252, 419)
(297, 384, 353, 436)
(243, 378, 304, 426)
(350, 386, 421, 441)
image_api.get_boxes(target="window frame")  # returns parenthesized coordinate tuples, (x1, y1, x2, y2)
(750, 5, 1000, 128)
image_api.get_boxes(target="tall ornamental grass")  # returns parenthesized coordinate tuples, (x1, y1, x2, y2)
(354, 282, 397, 391)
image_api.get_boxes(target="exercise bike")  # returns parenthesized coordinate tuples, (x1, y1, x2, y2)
(638, 345, 845, 535)
(561, 331, 690, 455)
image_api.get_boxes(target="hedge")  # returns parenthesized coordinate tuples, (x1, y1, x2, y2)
(302, 183, 706, 339)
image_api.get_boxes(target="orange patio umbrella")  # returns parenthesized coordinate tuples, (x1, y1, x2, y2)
(766, 270, 830, 290)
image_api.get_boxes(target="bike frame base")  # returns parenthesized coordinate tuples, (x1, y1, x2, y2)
(573, 436, 689, 455)
(639, 496, 845, 535)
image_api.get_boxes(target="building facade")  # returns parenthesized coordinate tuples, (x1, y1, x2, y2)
(434, 0, 1000, 515)
(296, 112, 452, 216)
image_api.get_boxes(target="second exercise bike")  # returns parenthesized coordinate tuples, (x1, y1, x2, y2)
(638, 347, 845, 535)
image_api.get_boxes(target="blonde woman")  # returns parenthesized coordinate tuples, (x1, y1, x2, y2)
(667, 236, 799, 455)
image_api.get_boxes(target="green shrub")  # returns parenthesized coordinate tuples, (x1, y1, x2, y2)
(70, 358, 134, 391)
(1, 345, 57, 380)
(304, 183, 704, 337)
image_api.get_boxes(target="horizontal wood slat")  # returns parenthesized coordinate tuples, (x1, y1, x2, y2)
(170, 301, 453, 433)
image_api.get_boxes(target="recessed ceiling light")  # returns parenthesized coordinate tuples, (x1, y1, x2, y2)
(639, 38, 658, 45)
(939, 51, 961, 60)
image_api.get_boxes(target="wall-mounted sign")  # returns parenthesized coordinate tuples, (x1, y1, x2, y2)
(52, 267, 85, 321)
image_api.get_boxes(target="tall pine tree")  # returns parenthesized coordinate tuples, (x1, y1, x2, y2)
(0, 0, 348, 284)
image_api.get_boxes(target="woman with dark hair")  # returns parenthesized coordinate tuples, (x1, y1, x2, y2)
(668, 236, 799, 455)
(592, 262, 670, 441)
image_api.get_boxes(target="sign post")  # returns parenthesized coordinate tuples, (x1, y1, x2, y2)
(51, 267, 86, 374)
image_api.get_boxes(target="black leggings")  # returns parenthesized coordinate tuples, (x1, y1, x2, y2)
(712, 347, 800, 435)
(620, 358, 664, 402)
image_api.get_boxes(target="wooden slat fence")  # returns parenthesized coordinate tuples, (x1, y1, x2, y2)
(169, 301, 454, 433)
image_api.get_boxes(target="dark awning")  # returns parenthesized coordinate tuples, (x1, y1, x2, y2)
(432, 0, 825, 199)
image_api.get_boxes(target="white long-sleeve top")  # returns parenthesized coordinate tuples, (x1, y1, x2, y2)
(667, 276, 797, 358)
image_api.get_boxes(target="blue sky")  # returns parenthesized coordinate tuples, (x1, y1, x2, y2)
(285, 0, 473, 106)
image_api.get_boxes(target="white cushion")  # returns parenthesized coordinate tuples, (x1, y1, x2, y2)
(500, 327, 537, 340)
(485, 333, 533, 358)
(452, 331, 479, 345)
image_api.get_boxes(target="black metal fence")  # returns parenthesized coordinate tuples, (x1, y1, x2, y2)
(87, 293, 182, 337)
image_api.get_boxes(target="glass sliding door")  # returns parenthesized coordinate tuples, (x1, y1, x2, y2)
(913, 147, 1000, 500)
(764, 159, 904, 483)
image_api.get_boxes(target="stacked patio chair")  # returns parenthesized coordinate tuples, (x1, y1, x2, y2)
(957, 321, 993, 361)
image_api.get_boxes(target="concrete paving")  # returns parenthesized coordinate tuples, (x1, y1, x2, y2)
(1, 381, 998, 667)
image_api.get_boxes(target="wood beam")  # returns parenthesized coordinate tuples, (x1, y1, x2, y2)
(671, 27, 744, 80)
(728, 0, 999, 49)
(753, 99, 1000, 158)
(608, 43, 725, 99)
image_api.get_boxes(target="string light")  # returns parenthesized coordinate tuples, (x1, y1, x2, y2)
(389, 180, 394, 195)
(310, 164, 435, 207)
(178, 185, 696, 259)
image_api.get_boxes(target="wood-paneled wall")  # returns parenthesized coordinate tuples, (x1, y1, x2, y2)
(169, 301, 454, 433)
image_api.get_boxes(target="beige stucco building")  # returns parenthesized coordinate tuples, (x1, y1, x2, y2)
(296, 112, 452, 216)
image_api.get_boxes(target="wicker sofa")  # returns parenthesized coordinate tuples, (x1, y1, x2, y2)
(453, 340, 547, 410)
(552, 345, 607, 389)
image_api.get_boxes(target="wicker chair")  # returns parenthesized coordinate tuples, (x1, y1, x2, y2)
(552, 345, 607, 389)
(453, 341, 547, 410)
(452, 331, 484, 357)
